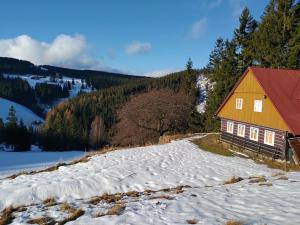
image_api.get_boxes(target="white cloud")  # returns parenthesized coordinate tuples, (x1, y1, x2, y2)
(145, 69, 179, 78)
(0, 34, 105, 70)
(187, 18, 208, 40)
(125, 41, 152, 55)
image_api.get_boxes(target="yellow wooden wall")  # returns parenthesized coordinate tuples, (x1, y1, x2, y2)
(217, 70, 290, 132)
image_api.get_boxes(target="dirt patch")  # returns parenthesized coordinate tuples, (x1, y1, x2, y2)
(223, 176, 244, 185)
(186, 218, 199, 224)
(224, 220, 243, 225)
(249, 176, 267, 183)
(27, 216, 56, 225)
(0, 206, 15, 225)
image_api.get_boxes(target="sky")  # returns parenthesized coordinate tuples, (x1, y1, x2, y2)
(0, 0, 269, 76)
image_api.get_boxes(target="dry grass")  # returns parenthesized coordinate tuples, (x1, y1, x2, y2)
(186, 219, 199, 224)
(88, 193, 123, 205)
(272, 172, 285, 177)
(43, 197, 56, 207)
(60, 202, 75, 213)
(194, 134, 300, 171)
(249, 176, 267, 183)
(224, 220, 243, 225)
(94, 203, 126, 218)
(27, 216, 56, 225)
(58, 209, 84, 225)
(14, 206, 27, 213)
(223, 176, 244, 185)
(258, 183, 273, 186)
(159, 133, 193, 144)
(149, 195, 173, 200)
(106, 203, 126, 216)
(0, 206, 15, 225)
(192, 134, 234, 157)
(276, 175, 289, 180)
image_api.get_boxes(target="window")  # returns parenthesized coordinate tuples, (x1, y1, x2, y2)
(254, 100, 262, 112)
(249, 127, 259, 141)
(236, 98, 243, 110)
(237, 124, 245, 137)
(226, 121, 234, 134)
(264, 130, 275, 146)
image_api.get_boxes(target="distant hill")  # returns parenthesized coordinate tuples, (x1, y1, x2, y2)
(0, 57, 147, 90)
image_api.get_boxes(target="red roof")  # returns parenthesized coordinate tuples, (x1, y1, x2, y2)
(251, 67, 300, 135)
(216, 67, 300, 135)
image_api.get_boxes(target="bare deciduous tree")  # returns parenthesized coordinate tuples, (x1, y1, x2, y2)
(89, 116, 106, 149)
(112, 90, 193, 146)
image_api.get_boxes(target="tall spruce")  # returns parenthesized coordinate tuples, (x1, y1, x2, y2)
(234, 7, 257, 71)
(182, 58, 196, 95)
(253, 0, 297, 67)
(6, 106, 17, 127)
(203, 40, 239, 131)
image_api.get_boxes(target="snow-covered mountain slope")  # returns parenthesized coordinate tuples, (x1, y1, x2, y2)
(3, 74, 92, 95)
(0, 136, 299, 224)
(196, 74, 213, 113)
(3, 74, 92, 112)
(0, 97, 43, 126)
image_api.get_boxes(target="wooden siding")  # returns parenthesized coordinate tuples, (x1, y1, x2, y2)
(221, 118, 286, 152)
(217, 70, 290, 132)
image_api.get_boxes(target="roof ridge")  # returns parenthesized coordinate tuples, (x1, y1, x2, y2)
(250, 66, 300, 72)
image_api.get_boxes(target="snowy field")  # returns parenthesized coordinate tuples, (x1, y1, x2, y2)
(0, 137, 299, 224)
(0, 150, 84, 178)
(0, 97, 43, 126)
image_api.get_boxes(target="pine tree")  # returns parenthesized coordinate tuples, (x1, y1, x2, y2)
(182, 58, 196, 95)
(287, 2, 300, 68)
(253, 0, 296, 67)
(203, 40, 239, 131)
(6, 106, 18, 127)
(234, 7, 257, 71)
(89, 116, 106, 149)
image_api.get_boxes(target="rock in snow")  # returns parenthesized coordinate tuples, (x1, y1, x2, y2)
(0, 137, 299, 224)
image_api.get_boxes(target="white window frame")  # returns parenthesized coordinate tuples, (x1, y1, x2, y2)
(237, 124, 245, 137)
(236, 98, 243, 110)
(264, 130, 275, 146)
(226, 121, 234, 134)
(249, 127, 259, 141)
(254, 100, 262, 112)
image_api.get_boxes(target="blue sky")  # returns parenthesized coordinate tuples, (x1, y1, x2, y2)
(0, 0, 269, 76)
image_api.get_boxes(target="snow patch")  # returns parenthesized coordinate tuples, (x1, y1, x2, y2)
(196, 74, 213, 113)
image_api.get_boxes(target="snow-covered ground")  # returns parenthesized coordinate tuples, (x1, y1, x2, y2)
(0, 97, 43, 126)
(0, 150, 84, 179)
(0, 136, 299, 224)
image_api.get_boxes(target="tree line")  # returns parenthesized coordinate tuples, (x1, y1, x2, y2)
(39, 65, 200, 150)
(0, 106, 33, 151)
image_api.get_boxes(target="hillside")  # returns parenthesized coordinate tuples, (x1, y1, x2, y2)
(0, 97, 43, 126)
(0, 57, 146, 90)
(0, 136, 299, 224)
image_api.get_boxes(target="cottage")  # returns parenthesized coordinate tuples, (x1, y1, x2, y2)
(215, 67, 300, 165)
